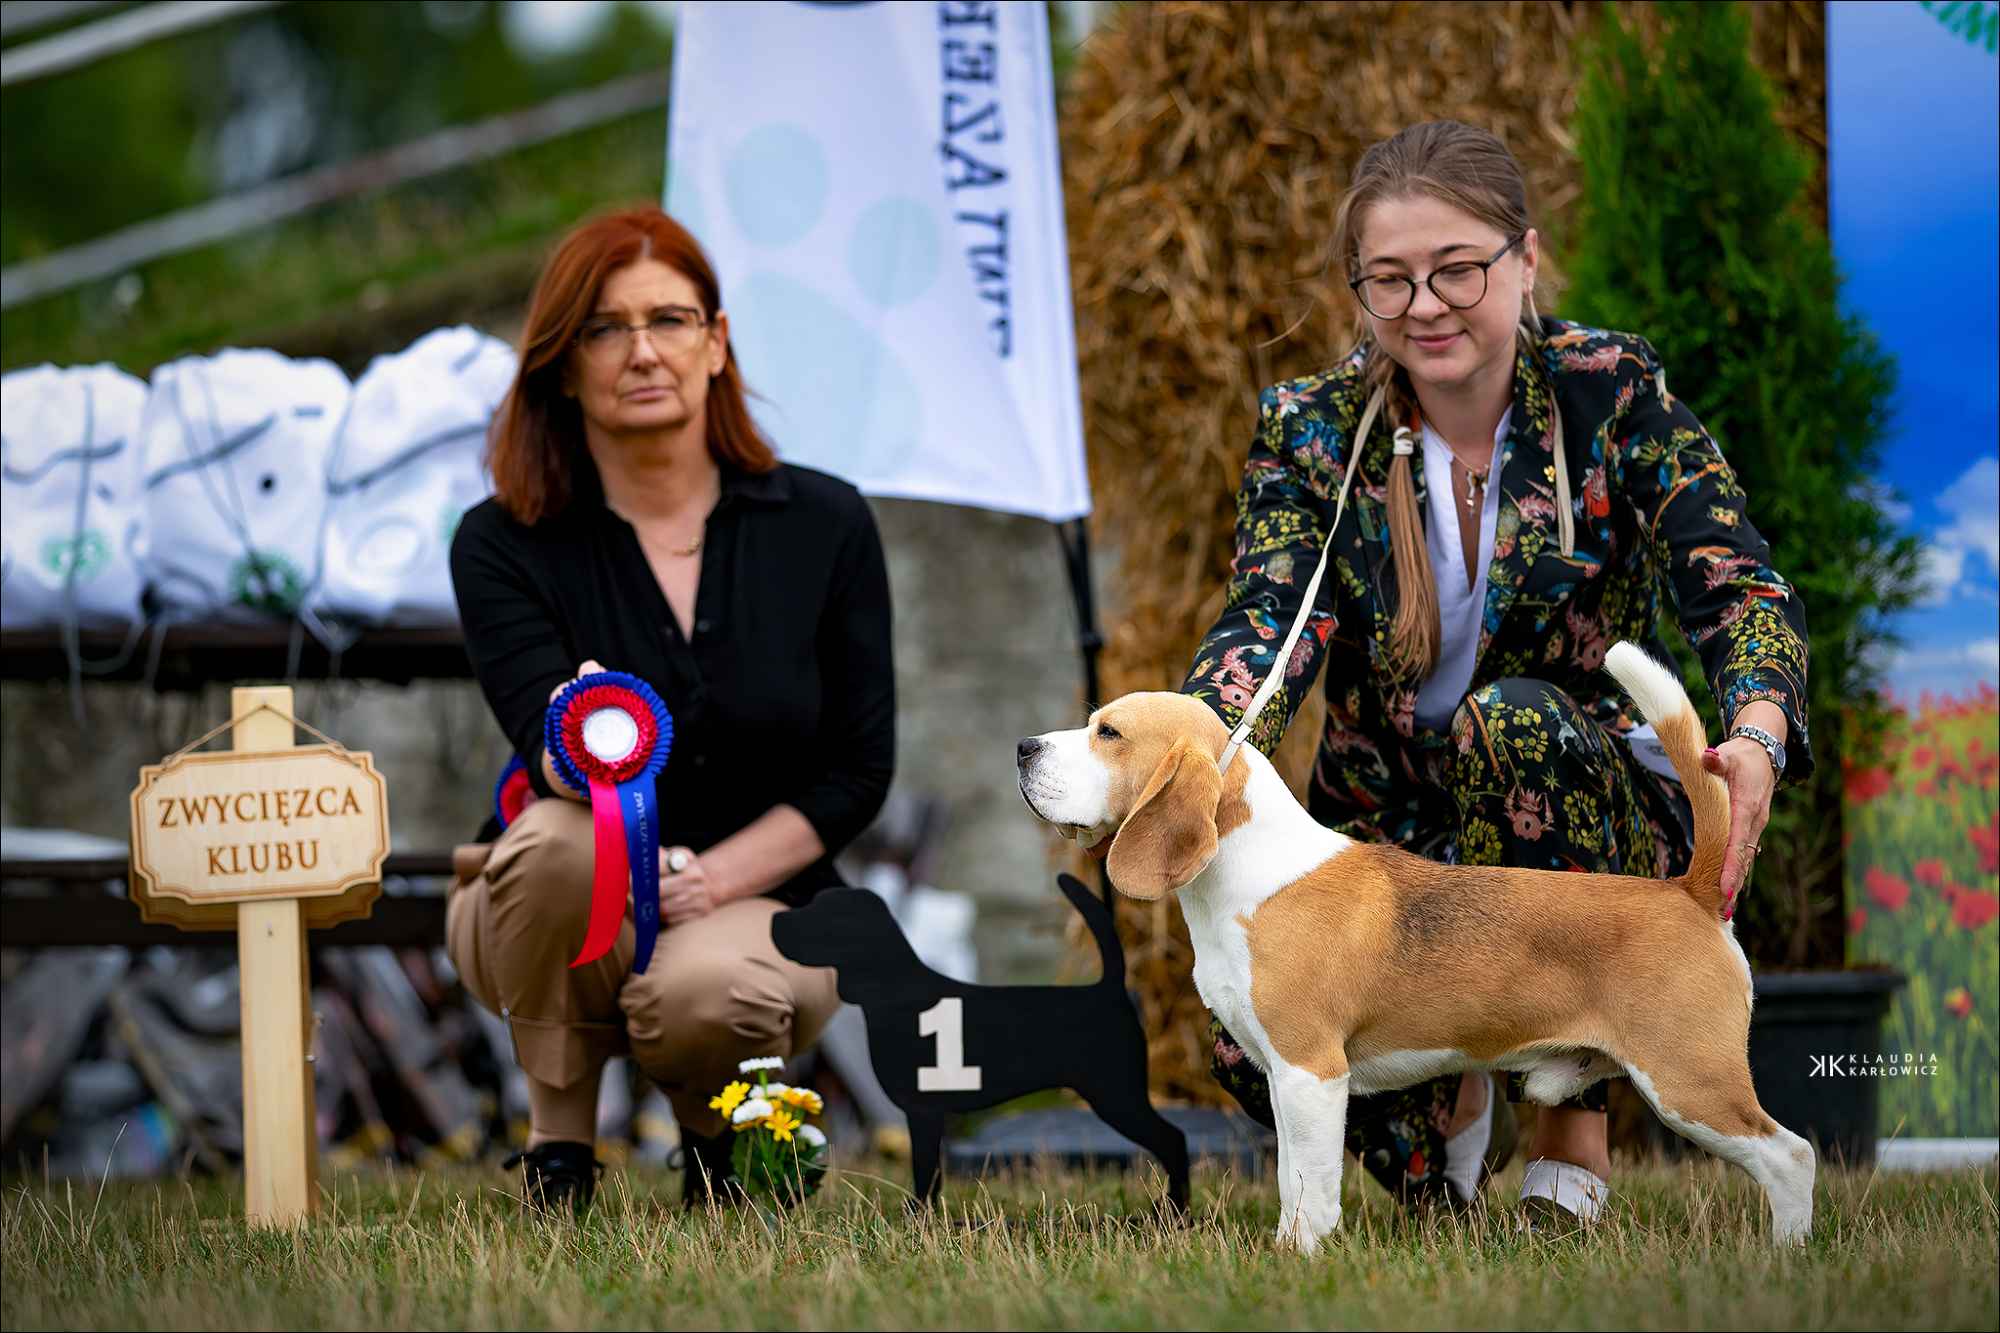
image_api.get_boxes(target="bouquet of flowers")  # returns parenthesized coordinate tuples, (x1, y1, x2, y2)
(707, 1057, 830, 1206)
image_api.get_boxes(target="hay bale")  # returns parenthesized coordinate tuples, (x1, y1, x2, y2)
(1058, 0, 1827, 1104)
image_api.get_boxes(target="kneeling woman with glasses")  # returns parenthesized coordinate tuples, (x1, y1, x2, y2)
(447, 205, 894, 1214)
(1179, 120, 1810, 1229)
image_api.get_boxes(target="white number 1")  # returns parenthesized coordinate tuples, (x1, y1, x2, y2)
(916, 997, 982, 1092)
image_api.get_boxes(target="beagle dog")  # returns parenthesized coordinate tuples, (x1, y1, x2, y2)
(1017, 642, 1814, 1252)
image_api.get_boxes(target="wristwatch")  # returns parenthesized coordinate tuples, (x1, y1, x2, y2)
(1729, 723, 1787, 783)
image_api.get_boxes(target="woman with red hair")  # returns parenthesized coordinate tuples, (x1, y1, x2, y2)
(447, 205, 895, 1215)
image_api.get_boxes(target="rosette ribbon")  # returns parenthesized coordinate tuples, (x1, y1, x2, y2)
(544, 671, 673, 972)
(492, 754, 537, 830)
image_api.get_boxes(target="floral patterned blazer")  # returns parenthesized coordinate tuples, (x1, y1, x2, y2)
(1180, 317, 1812, 848)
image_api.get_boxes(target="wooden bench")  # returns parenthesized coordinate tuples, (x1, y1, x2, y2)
(1, 624, 469, 950)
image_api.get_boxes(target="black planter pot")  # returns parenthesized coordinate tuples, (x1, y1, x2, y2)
(1746, 969, 1907, 1167)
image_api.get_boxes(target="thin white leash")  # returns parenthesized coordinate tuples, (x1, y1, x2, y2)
(1215, 383, 1570, 775)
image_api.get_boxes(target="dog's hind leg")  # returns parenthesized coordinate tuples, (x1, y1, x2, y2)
(1082, 1091, 1191, 1219)
(906, 1108, 947, 1212)
(1269, 1059, 1350, 1255)
(1622, 1058, 1815, 1243)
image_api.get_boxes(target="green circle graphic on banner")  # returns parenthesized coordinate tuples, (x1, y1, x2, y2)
(39, 530, 110, 581)
(230, 551, 306, 615)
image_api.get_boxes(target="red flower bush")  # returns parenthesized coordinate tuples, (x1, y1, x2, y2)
(1915, 858, 1946, 888)
(1864, 868, 1911, 913)
(1971, 819, 2000, 875)
(1944, 987, 1973, 1020)
(1847, 907, 1868, 936)
(1844, 766, 1892, 804)
(1951, 889, 2000, 931)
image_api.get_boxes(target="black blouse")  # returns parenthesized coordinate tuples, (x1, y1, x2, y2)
(449, 457, 895, 905)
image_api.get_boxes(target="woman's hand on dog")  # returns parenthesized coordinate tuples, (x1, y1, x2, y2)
(1702, 732, 1777, 907)
(658, 845, 718, 924)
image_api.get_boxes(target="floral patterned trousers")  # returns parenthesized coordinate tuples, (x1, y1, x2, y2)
(1207, 676, 1695, 1208)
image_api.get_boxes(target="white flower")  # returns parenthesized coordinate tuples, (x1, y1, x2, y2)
(796, 1124, 827, 1150)
(737, 1056, 784, 1074)
(761, 1081, 791, 1100)
(731, 1097, 774, 1126)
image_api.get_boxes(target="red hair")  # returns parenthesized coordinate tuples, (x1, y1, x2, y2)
(488, 204, 777, 524)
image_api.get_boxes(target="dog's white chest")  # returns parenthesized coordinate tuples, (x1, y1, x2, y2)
(1182, 892, 1269, 1070)
(1174, 766, 1359, 1073)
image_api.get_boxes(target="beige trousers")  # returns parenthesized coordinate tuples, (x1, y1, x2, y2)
(445, 797, 840, 1136)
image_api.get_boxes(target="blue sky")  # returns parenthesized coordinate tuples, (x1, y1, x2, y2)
(1828, 0, 1999, 702)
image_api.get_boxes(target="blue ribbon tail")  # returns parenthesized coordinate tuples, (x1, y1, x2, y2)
(619, 778, 661, 974)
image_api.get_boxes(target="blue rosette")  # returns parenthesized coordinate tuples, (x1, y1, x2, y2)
(543, 670, 674, 972)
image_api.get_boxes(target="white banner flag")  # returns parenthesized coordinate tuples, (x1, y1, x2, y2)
(666, 0, 1089, 523)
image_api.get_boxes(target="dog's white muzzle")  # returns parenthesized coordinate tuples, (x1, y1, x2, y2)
(1016, 730, 1111, 847)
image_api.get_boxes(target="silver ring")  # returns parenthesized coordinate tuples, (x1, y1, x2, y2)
(667, 849, 691, 874)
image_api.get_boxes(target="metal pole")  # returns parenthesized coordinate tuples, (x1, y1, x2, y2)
(1056, 517, 1103, 711)
(1054, 517, 1113, 906)
(2, 69, 671, 309)
(0, 1, 280, 88)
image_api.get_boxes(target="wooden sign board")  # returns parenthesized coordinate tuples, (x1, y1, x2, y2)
(129, 745, 388, 932)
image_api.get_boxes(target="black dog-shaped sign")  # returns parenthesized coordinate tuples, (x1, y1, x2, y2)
(772, 874, 1189, 1213)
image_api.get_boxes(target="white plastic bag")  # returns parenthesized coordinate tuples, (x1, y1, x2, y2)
(137, 349, 349, 620)
(0, 363, 151, 629)
(313, 326, 515, 625)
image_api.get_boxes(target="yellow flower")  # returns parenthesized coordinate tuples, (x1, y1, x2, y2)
(708, 1080, 750, 1116)
(779, 1087, 824, 1116)
(767, 1109, 801, 1143)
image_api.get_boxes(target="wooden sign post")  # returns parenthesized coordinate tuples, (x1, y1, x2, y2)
(128, 686, 389, 1227)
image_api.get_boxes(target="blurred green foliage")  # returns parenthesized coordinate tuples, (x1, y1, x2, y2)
(1, 1, 674, 374)
(2, 110, 666, 377)
(1565, 1, 1925, 969)
(1, 1, 673, 265)
(1, 1, 1086, 376)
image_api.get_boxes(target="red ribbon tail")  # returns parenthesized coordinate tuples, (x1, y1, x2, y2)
(570, 776, 630, 968)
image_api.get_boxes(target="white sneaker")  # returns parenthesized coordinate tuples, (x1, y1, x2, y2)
(1518, 1158, 1612, 1233)
(1442, 1075, 1495, 1206)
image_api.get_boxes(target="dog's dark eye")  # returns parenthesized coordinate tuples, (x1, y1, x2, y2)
(1096, 723, 1121, 741)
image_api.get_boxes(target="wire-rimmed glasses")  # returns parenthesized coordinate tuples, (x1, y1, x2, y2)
(1348, 234, 1525, 320)
(575, 306, 709, 364)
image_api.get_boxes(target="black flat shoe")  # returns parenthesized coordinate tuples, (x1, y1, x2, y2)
(1518, 1193, 1589, 1238)
(678, 1128, 745, 1210)
(501, 1140, 604, 1218)
(1481, 1077, 1521, 1194)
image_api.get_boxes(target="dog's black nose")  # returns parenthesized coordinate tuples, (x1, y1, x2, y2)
(1017, 737, 1044, 762)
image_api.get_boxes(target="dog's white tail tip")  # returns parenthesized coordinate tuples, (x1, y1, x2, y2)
(1603, 641, 1690, 726)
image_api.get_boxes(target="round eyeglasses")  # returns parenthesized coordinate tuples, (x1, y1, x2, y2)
(1348, 234, 1524, 320)
(574, 306, 709, 364)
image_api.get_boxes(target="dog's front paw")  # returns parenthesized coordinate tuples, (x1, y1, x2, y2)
(1273, 1205, 1338, 1255)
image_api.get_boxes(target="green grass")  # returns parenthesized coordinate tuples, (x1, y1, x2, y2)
(4, 1156, 1995, 1330)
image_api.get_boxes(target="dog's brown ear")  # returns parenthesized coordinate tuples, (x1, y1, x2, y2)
(1106, 738, 1222, 900)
